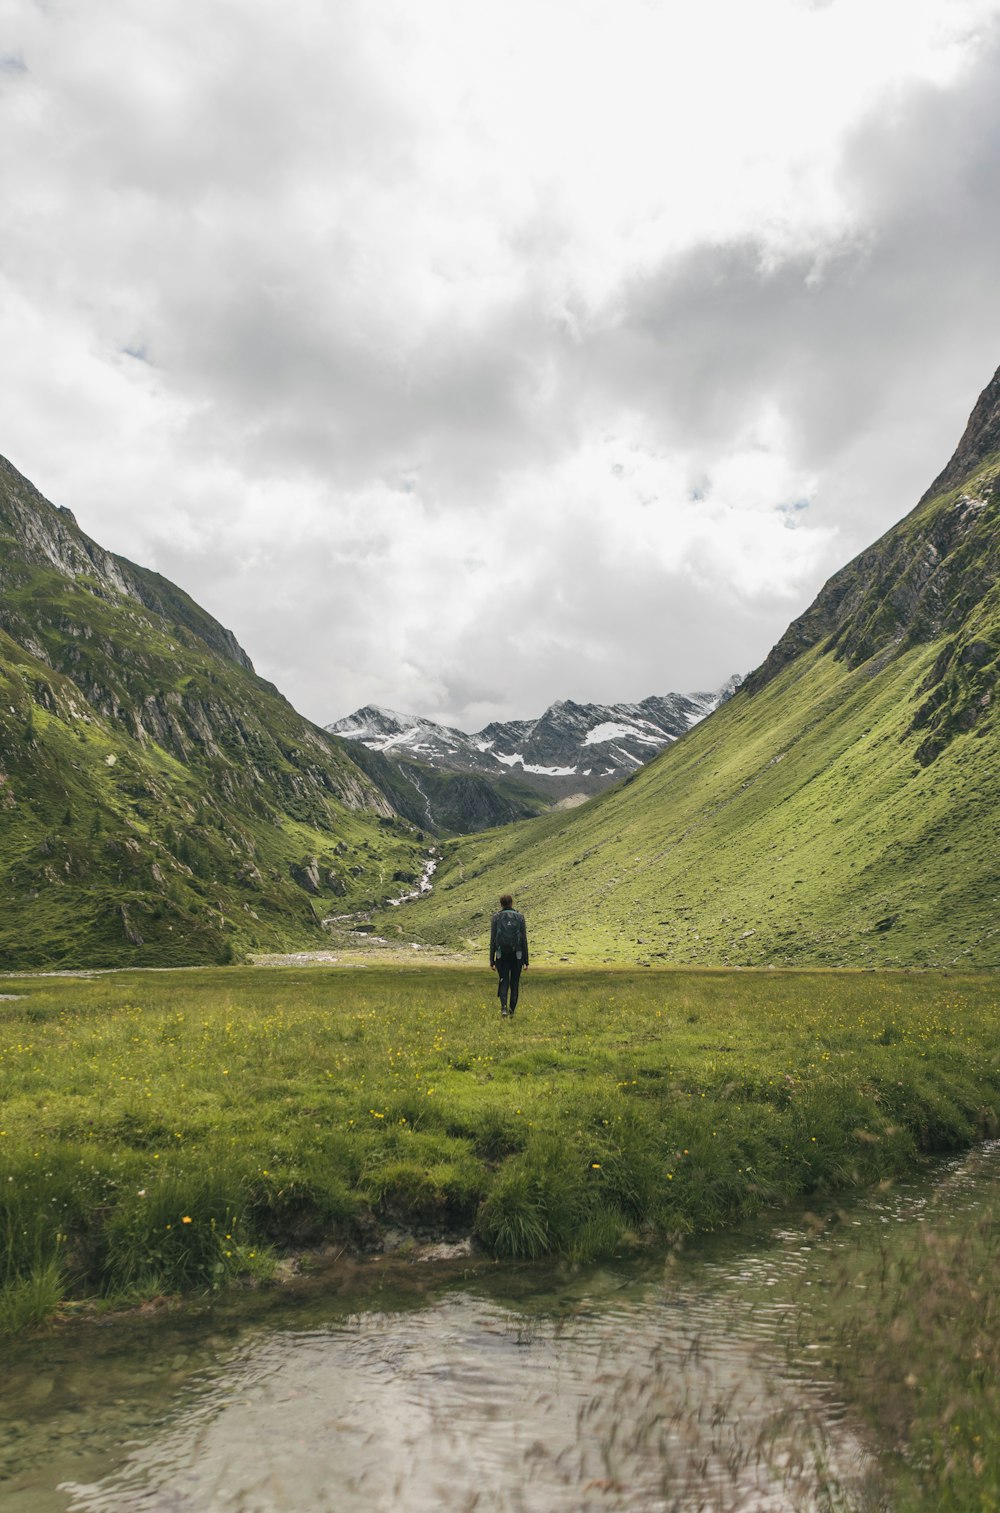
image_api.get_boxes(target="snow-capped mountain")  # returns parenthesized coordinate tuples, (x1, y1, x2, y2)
(328, 679, 742, 799)
(329, 707, 491, 771)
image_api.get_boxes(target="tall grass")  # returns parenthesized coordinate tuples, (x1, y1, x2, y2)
(800, 1162, 1000, 1511)
(1, 963, 998, 1330)
(0, 1256, 63, 1333)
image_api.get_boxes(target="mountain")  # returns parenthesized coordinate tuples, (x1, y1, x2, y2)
(329, 681, 741, 812)
(338, 737, 551, 835)
(380, 363, 1000, 969)
(0, 454, 424, 967)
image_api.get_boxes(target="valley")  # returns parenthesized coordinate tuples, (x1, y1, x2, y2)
(1, 365, 999, 1513)
(2, 363, 997, 973)
(5, 9, 1000, 1509)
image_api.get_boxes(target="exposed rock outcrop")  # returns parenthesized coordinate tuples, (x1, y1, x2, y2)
(743, 363, 1000, 700)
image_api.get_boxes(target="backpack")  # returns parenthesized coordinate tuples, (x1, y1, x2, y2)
(495, 909, 522, 957)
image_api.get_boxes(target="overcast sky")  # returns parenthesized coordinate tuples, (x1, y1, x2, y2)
(2, 1, 1000, 729)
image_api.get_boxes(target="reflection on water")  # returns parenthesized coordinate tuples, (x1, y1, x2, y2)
(4, 1143, 999, 1513)
(48, 1301, 866, 1513)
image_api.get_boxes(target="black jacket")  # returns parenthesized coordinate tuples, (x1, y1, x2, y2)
(490, 909, 529, 968)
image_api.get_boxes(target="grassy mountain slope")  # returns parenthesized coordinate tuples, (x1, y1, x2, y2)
(382, 367, 1000, 968)
(0, 456, 423, 967)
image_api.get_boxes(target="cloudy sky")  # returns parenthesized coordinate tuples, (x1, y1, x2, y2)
(2, 0, 1000, 729)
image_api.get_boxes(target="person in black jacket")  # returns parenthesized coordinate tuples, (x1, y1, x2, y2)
(490, 893, 529, 1018)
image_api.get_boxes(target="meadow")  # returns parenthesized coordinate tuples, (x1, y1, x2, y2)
(1, 963, 998, 1334)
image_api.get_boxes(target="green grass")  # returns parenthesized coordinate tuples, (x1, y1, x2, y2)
(2, 963, 998, 1331)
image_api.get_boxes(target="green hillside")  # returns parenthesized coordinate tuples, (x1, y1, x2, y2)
(382, 366, 1000, 968)
(0, 456, 423, 967)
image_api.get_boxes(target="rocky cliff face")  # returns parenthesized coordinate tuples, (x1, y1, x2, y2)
(0, 454, 421, 967)
(918, 362, 1000, 502)
(742, 360, 1000, 762)
(346, 740, 550, 834)
(0, 456, 254, 672)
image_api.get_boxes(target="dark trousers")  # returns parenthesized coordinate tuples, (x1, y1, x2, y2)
(496, 954, 523, 1012)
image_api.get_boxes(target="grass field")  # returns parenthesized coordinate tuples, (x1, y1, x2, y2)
(2, 964, 998, 1333)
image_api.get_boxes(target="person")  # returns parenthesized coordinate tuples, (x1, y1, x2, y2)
(490, 893, 529, 1018)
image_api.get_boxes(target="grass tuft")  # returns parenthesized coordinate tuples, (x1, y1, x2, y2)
(0, 1257, 64, 1334)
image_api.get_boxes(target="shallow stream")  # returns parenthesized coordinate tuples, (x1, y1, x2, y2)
(3, 1143, 999, 1513)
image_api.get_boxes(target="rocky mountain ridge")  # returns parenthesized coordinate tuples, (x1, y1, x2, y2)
(329, 679, 742, 800)
(0, 457, 254, 674)
(742, 369, 1000, 768)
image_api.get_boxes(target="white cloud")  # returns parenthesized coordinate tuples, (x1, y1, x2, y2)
(1, 0, 999, 726)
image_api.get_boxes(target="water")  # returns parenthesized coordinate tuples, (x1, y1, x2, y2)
(3, 1144, 998, 1513)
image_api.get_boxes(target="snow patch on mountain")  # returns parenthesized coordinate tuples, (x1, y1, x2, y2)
(584, 720, 667, 747)
(521, 761, 580, 777)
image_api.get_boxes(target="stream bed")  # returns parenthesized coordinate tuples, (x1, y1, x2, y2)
(3, 1142, 998, 1513)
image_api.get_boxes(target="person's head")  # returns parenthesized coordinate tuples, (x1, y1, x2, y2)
(499, 893, 514, 910)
